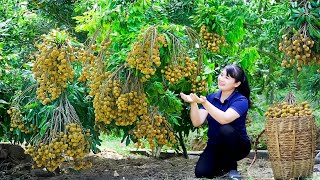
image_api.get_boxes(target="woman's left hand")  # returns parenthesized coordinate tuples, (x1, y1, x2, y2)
(190, 93, 207, 104)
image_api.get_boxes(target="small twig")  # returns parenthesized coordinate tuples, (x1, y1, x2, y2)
(248, 129, 265, 171)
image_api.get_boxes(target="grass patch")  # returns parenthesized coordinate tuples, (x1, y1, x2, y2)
(99, 131, 135, 155)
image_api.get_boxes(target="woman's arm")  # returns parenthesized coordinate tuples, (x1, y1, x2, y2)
(201, 100, 240, 125)
(190, 93, 240, 125)
(180, 93, 208, 127)
(190, 102, 208, 127)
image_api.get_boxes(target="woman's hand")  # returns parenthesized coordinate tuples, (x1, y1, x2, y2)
(180, 93, 194, 103)
(180, 93, 207, 104)
(190, 93, 207, 104)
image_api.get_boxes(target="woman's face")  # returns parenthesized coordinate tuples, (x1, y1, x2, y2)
(217, 69, 241, 91)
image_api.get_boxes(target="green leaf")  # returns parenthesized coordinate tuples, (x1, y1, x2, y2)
(291, 9, 299, 14)
(296, 15, 305, 26)
(121, 130, 128, 143)
(0, 99, 9, 104)
(154, 82, 165, 94)
(310, 15, 320, 26)
(205, 18, 209, 25)
(167, 114, 180, 126)
(40, 122, 49, 136)
(308, 25, 320, 39)
(38, 106, 48, 115)
(211, 23, 216, 30)
(24, 102, 38, 109)
(15, 128, 21, 137)
(203, 65, 216, 75)
(306, 16, 311, 24)
(239, 47, 260, 74)
(38, 116, 47, 128)
(126, 135, 131, 146)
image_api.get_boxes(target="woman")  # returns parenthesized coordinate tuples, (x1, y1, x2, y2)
(180, 64, 251, 179)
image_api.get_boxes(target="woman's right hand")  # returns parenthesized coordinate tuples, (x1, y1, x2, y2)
(180, 93, 194, 103)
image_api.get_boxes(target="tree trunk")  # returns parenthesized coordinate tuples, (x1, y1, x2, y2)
(178, 131, 188, 159)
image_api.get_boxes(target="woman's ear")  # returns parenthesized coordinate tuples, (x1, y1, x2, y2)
(234, 81, 241, 88)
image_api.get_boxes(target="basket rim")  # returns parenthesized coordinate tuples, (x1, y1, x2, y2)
(265, 115, 314, 121)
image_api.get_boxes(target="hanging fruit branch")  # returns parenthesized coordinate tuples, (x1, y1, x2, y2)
(32, 29, 76, 105)
(6, 28, 98, 172)
(8, 84, 38, 134)
(199, 25, 228, 53)
(77, 29, 150, 129)
(132, 106, 177, 150)
(25, 94, 92, 171)
(184, 27, 207, 93)
(126, 25, 166, 82)
(279, 0, 320, 73)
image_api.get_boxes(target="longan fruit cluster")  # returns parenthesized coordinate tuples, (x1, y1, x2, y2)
(93, 79, 121, 125)
(264, 101, 313, 119)
(78, 39, 112, 83)
(190, 76, 207, 93)
(161, 57, 198, 84)
(77, 48, 96, 83)
(89, 71, 111, 97)
(126, 32, 167, 82)
(64, 123, 92, 170)
(100, 39, 112, 52)
(25, 123, 92, 172)
(32, 30, 76, 105)
(200, 25, 228, 53)
(133, 112, 177, 150)
(115, 91, 148, 126)
(279, 33, 320, 72)
(7, 107, 30, 133)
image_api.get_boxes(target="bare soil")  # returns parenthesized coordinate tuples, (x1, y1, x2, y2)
(1, 143, 319, 180)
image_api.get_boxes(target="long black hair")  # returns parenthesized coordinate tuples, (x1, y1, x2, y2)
(224, 64, 251, 108)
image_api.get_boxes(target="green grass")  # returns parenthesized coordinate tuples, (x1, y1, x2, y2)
(99, 131, 136, 155)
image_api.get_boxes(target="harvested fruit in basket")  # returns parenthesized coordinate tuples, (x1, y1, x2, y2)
(264, 101, 313, 118)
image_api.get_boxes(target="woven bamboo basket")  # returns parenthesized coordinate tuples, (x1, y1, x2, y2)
(265, 115, 316, 179)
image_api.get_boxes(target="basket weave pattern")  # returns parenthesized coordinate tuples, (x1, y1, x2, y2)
(265, 115, 316, 179)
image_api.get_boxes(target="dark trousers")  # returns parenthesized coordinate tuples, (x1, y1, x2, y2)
(195, 124, 251, 179)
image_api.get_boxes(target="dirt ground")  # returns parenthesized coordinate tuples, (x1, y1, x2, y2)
(1, 144, 319, 180)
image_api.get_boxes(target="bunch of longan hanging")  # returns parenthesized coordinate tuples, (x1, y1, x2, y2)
(115, 91, 148, 126)
(161, 56, 198, 84)
(190, 76, 208, 93)
(132, 108, 177, 150)
(200, 25, 228, 53)
(126, 26, 167, 82)
(7, 107, 30, 133)
(32, 29, 76, 105)
(92, 68, 149, 127)
(77, 47, 96, 83)
(25, 123, 92, 172)
(93, 77, 121, 125)
(77, 35, 113, 102)
(279, 32, 319, 72)
(25, 95, 92, 172)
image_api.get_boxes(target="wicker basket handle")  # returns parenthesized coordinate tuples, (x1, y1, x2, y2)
(284, 91, 296, 105)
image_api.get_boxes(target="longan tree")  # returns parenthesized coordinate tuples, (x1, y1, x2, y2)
(8, 29, 97, 171)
